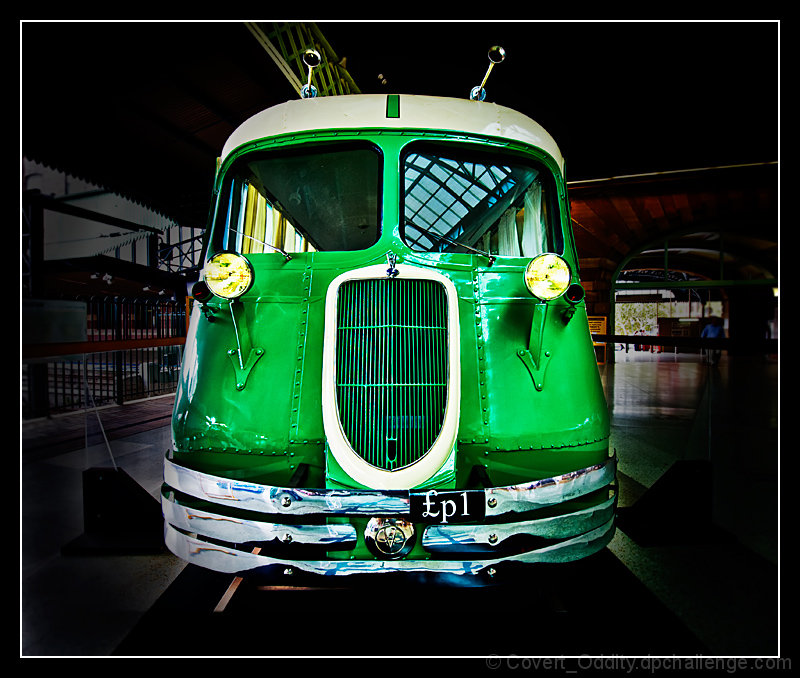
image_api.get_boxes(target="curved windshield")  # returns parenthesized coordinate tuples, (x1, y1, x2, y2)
(402, 143, 563, 257)
(212, 143, 382, 254)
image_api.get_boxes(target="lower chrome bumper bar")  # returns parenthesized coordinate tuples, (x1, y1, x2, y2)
(162, 499, 358, 547)
(422, 495, 615, 549)
(164, 517, 615, 579)
(161, 453, 616, 580)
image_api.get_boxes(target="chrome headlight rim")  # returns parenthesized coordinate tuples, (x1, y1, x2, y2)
(523, 253, 573, 301)
(202, 251, 255, 300)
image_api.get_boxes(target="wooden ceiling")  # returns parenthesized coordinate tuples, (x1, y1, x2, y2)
(567, 162, 778, 280)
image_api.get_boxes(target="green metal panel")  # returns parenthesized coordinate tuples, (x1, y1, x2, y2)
(386, 94, 400, 118)
(173, 127, 609, 494)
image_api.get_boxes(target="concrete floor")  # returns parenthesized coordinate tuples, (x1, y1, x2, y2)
(20, 352, 780, 657)
(604, 351, 779, 657)
(21, 396, 186, 656)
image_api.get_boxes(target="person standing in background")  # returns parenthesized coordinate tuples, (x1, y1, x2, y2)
(701, 316, 726, 366)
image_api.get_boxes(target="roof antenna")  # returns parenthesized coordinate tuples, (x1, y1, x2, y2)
(470, 46, 505, 101)
(301, 49, 321, 98)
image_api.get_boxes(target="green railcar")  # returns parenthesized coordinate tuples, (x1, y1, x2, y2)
(162, 87, 615, 584)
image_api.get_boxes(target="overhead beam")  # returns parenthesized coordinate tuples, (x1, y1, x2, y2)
(614, 279, 777, 290)
(245, 22, 304, 96)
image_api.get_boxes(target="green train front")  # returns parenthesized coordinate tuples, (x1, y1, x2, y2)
(162, 93, 615, 583)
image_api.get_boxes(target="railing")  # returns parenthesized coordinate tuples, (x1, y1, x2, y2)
(22, 296, 187, 419)
(591, 334, 778, 358)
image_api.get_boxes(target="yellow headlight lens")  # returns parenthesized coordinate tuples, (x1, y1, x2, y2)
(524, 254, 572, 300)
(203, 252, 254, 299)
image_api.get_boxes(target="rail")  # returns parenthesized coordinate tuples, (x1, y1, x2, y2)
(591, 334, 777, 352)
(22, 296, 187, 418)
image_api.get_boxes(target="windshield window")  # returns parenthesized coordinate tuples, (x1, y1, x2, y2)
(212, 144, 382, 254)
(402, 144, 563, 257)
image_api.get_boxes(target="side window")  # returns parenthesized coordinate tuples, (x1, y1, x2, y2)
(221, 179, 315, 254)
(402, 145, 563, 257)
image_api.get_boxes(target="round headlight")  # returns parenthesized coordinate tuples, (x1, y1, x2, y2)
(203, 252, 254, 299)
(524, 254, 572, 300)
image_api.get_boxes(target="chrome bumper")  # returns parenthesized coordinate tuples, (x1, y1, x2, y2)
(161, 454, 616, 582)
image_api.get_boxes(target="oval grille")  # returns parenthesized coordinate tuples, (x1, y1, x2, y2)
(335, 277, 448, 471)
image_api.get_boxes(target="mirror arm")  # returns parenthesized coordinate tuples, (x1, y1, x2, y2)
(470, 46, 506, 101)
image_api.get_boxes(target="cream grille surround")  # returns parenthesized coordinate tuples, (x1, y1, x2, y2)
(321, 264, 461, 490)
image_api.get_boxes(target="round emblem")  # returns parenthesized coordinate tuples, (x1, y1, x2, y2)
(364, 517, 416, 559)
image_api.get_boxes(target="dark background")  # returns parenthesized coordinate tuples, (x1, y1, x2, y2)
(21, 20, 778, 226)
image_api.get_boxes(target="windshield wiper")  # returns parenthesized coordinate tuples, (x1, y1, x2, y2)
(406, 220, 495, 266)
(230, 230, 292, 261)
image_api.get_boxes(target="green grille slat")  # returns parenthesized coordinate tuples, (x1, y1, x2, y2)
(335, 278, 448, 471)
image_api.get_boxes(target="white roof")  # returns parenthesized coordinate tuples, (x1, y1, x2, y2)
(220, 94, 564, 172)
